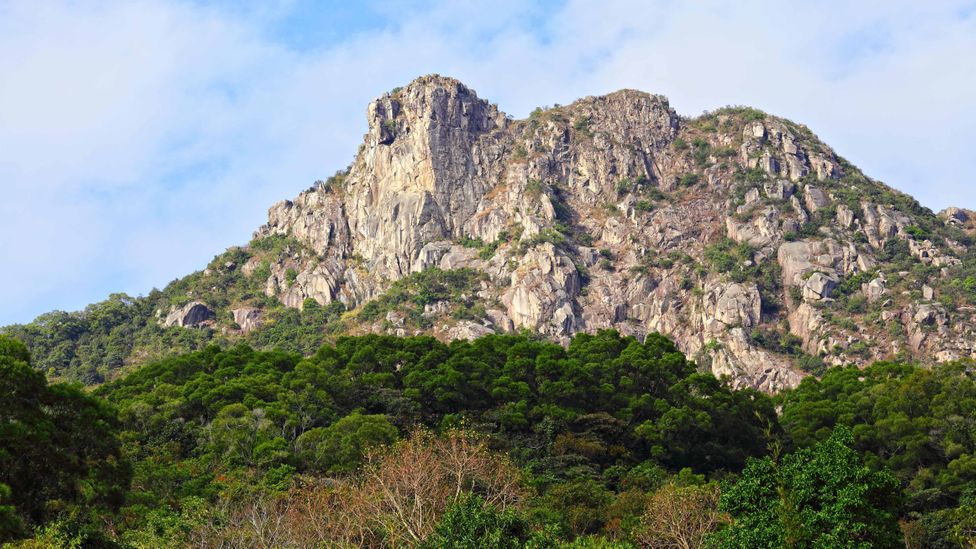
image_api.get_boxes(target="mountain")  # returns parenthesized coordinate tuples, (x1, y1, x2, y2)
(6, 74, 976, 391)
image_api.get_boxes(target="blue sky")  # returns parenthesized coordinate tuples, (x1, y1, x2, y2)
(1, 0, 975, 325)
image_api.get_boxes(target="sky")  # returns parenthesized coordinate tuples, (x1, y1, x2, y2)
(1, 0, 975, 325)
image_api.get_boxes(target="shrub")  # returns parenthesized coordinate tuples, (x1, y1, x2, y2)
(634, 200, 654, 213)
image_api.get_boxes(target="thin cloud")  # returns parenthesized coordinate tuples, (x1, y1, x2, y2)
(1, 0, 973, 325)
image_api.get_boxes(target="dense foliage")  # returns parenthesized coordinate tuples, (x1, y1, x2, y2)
(780, 361, 976, 547)
(718, 428, 902, 548)
(2, 330, 974, 547)
(0, 293, 214, 384)
(0, 335, 129, 543)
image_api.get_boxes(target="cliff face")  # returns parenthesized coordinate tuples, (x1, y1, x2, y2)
(246, 74, 975, 391)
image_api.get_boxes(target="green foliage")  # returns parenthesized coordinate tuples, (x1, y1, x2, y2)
(88, 330, 775, 543)
(691, 138, 711, 167)
(358, 268, 486, 326)
(520, 227, 570, 251)
(0, 293, 212, 383)
(634, 200, 654, 213)
(905, 225, 929, 239)
(795, 354, 828, 376)
(572, 116, 593, 138)
(422, 494, 530, 549)
(678, 173, 700, 187)
(284, 268, 298, 286)
(5, 319, 971, 546)
(739, 166, 767, 184)
(525, 178, 545, 198)
(750, 328, 804, 356)
(615, 179, 632, 196)
(0, 335, 129, 544)
(703, 238, 782, 314)
(246, 298, 346, 354)
(781, 361, 976, 511)
(295, 411, 398, 473)
(717, 428, 902, 548)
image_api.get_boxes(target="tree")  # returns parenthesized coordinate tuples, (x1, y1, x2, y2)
(636, 483, 725, 549)
(780, 360, 976, 544)
(294, 411, 398, 473)
(717, 428, 902, 548)
(421, 494, 530, 549)
(0, 335, 129, 543)
(358, 429, 525, 545)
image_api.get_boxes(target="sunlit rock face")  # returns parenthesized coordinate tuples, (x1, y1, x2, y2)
(248, 74, 976, 392)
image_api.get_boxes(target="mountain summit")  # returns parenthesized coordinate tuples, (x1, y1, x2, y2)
(9, 75, 976, 391)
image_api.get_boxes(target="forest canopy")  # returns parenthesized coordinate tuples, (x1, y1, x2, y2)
(0, 330, 973, 547)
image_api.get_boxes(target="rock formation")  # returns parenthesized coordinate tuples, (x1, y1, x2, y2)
(169, 75, 976, 392)
(163, 302, 214, 328)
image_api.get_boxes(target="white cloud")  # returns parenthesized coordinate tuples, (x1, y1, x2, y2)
(1, 0, 974, 324)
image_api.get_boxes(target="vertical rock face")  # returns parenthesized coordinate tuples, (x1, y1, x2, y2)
(347, 76, 509, 280)
(240, 74, 976, 392)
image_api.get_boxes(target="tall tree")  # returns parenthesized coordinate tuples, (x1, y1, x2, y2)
(717, 428, 902, 548)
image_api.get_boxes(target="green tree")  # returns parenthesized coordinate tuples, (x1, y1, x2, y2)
(422, 494, 530, 549)
(295, 411, 398, 473)
(717, 428, 902, 548)
(780, 359, 976, 544)
(0, 335, 129, 543)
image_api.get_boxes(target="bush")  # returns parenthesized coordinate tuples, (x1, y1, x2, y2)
(422, 494, 530, 549)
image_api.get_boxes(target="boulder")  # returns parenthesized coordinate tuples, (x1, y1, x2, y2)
(863, 276, 887, 303)
(803, 272, 838, 301)
(803, 185, 830, 213)
(763, 179, 795, 200)
(163, 302, 214, 328)
(232, 307, 264, 333)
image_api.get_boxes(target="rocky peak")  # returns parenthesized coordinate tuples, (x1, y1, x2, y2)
(346, 75, 510, 280)
(233, 76, 976, 392)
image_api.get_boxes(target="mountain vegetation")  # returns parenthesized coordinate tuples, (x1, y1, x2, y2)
(2, 331, 974, 547)
(2, 76, 976, 546)
(5, 76, 976, 395)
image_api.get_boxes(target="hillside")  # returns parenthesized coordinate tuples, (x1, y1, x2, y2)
(2, 330, 973, 546)
(6, 74, 976, 391)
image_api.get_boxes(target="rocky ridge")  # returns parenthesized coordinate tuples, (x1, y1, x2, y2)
(171, 75, 976, 392)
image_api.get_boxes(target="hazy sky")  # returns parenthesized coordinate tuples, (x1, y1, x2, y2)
(2, 0, 975, 325)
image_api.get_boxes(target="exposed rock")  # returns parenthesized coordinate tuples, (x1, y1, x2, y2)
(701, 281, 761, 333)
(939, 207, 970, 225)
(727, 207, 779, 246)
(446, 320, 495, 341)
(763, 179, 795, 200)
(502, 243, 580, 335)
(861, 203, 909, 249)
(486, 309, 515, 332)
(903, 303, 950, 352)
(220, 74, 976, 391)
(803, 185, 830, 213)
(709, 328, 805, 393)
(232, 308, 264, 333)
(803, 272, 839, 301)
(863, 276, 887, 303)
(241, 256, 263, 277)
(163, 302, 214, 328)
(777, 239, 859, 288)
(836, 204, 855, 228)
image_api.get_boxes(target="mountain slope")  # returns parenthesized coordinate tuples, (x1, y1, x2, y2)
(6, 74, 976, 390)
